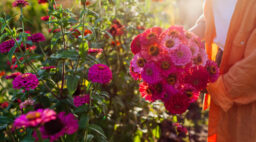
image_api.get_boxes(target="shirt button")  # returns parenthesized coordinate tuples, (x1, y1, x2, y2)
(240, 41, 245, 45)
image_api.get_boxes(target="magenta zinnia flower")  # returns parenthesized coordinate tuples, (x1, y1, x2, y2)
(12, 0, 29, 7)
(34, 112, 78, 142)
(131, 34, 142, 54)
(88, 64, 112, 84)
(183, 66, 209, 91)
(131, 54, 146, 74)
(156, 55, 175, 76)
(205, 60, 219, 82)
(12, 73, 39, 90)
(0, 40, 15, 53)
(141, 62, 162, 84)
(14, 109, 56, 128)
(180, 84, 199, 103)
(73, 94, 90, 107)
(170, 45, 192, 66)
(164, 93, 190, 114)
(28, 33, 46, 42)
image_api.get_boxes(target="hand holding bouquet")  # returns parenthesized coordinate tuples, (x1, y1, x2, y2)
(130, 26, 219, 114)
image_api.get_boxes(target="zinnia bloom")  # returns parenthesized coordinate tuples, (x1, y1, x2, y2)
(0, 39, 15, 53)
(12, 0, 29, 7)
(131, 34, 142, 54)
(140, 27, 162, 46)
(131, 54, 146, 74)
(12, 73, 39, 90)
(181, 84, 199, 103)
(156, 55, 175, 76)
(141, 62, 162, 84)
(108, 20, 124, 37)
(6, 72, 22, 79)
(34, 112, 78, 142)
(192, 48, 207, 66)
(88, 48, 103, 55)
(14, 109, 56, 128)
(88, 64, 112, 84)
(28, 33, 46, 42)
(170, 45, 192, 66)
(164, 93, 190, 114)
(183, 66, 209, 91)
(41, 16, 50, 21)
(140, 42, 162, 61)
(0, 102, 9, 109)
(205, 60, 219, 82)
(73, 94, 90, 107)
(139, 82, 153, 102)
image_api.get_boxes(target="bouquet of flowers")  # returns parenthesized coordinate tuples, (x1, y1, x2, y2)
(130, 26, 219, 114)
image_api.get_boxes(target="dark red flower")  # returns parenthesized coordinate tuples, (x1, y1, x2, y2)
(12, 0, 29, 7)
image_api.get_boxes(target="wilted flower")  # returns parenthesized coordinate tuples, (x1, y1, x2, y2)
(34, 112, 78, 142)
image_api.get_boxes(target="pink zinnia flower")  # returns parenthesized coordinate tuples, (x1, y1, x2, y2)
(5, 72, 22, 79)
(129, 65, 141, 81)
(13, 109, 56, 128)
(12, 0, 29, 7)
(131, 54, 146, 74)
(139, 82, 153, 102)
(156, 55, 175, 76)
(28, 33, 46, 42)
(141, 62, 162, 84)
(164, 93, 190, 114)
(41, 66, 56, 70)
(73, 94, 90, 107)
(192, 48, 207, 66)
(12, 73, 39, 90)
(162, 71, 180, 87)
(131, 34, 142, 54)
(19, 98, 35, 109)
(181, 84, 199, 103)
(140, 27, 162, 46)
(38, 0, 48, 4)
(88, 64, 112, 84)
(205, 60, 219, 82)
(34, 112, 78, 142)
(0, 39, 15, 53)
(183, 66, 209, 91)
(170, 45, 192, 66)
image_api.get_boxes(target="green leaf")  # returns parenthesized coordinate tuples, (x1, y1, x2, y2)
(51, 50, 79, 60)
(21, 135, 35, 142)
(79, 114, 89, 129)
(0, 116, 12, 125)
(88, 124, 107, 139)
(7, 43, 17, 62)
(86, 134, 94, 142)
(67, 75, 79, 95)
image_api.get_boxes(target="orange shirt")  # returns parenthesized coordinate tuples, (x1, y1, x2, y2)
(204, 0, 256, 141)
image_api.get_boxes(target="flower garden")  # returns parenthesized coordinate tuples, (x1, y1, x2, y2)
(0, 0, 210, 142)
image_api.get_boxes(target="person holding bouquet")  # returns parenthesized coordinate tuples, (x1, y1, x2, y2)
(190, 0, 256, 141)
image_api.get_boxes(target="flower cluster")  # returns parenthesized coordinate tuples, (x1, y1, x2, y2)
(73, 94, 90, 107)
(88, 64, 112, 84)
(130, 26, 219, 114)
(12, 73, 39, 90)
(108, 19, 124, 37)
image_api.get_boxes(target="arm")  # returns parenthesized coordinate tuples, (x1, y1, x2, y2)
(189, 15, 206, 39)
(208, 29, 256, 112)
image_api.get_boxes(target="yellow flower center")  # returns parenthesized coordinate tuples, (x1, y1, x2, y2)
(176, 51, 184, 58)
(137, 58, 145, 67)
(165, 39, 175, 48)
(148, 45, 159, 56)
(185, 90, 193, 98)
(26, 112, 41, 120)
(193, 56, 202, 65)
(147, 33, 156, 40)
(161, 61, 170, 70)
(168, 30, 178, 37)
(167, 74, 176, 85)
(98, 65, 105, 70)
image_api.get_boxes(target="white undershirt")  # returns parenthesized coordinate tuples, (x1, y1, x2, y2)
(212, 0, 237, 50)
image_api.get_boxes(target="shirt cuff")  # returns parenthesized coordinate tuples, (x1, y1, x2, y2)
(207, 76, 234, 112)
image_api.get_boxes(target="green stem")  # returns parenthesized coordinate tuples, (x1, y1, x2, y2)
(38, 43, 47, 58)
(36, 128, 43, 142)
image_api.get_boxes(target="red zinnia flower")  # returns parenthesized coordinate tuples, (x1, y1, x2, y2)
(12, 0, 29, 7)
